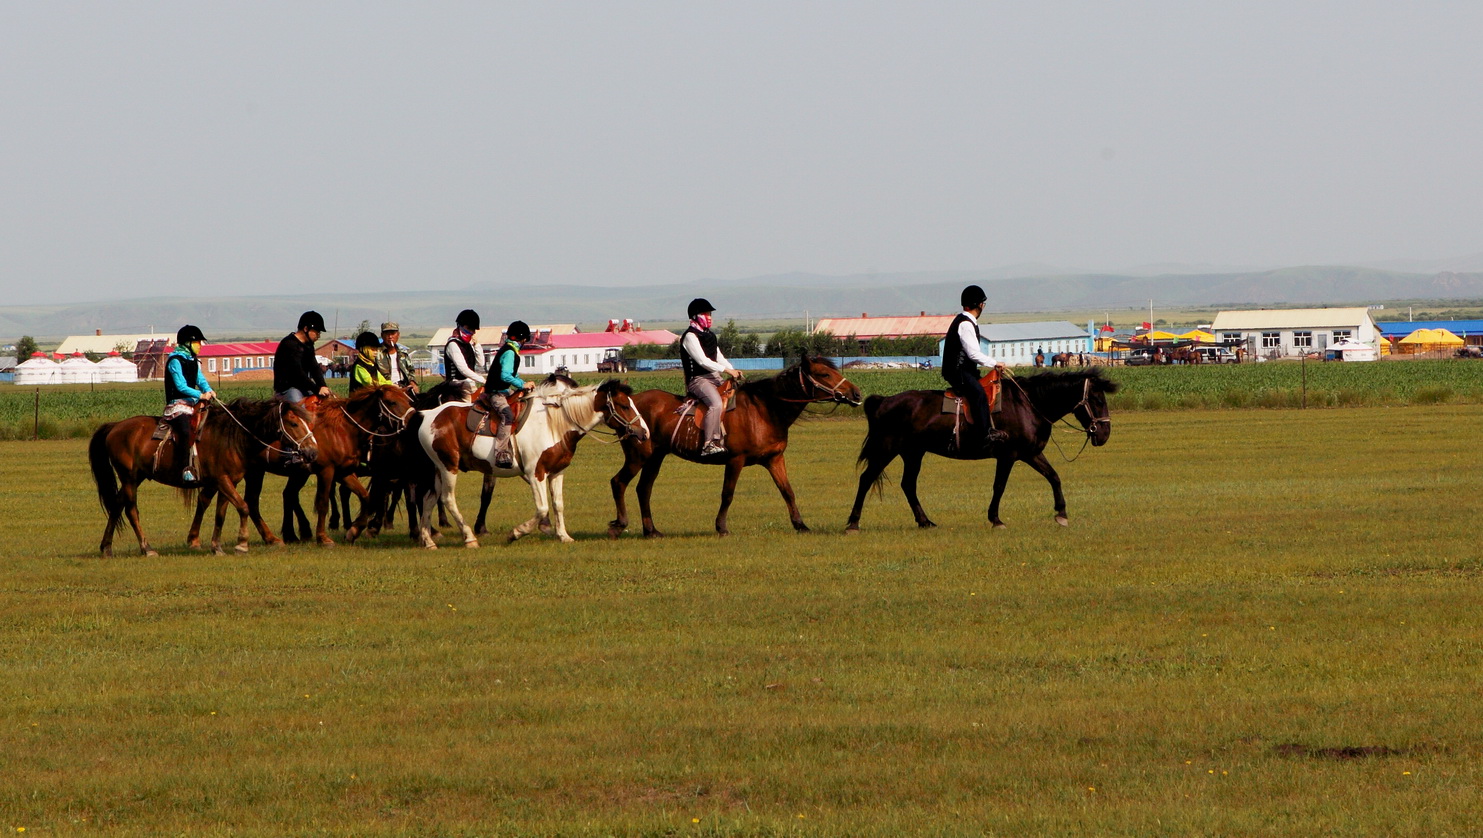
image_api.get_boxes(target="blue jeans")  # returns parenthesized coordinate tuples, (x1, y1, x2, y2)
(278, 387, 308, 404)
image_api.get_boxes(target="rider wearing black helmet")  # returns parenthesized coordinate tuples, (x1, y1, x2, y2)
(164, 324, 217, 484)
(482, 319, 533, 467)
(942, 285, 1008, 449)
(349, 330, 391, 394)
(444, 309, 486, 399)
(680, 298, 741, 456)
(274, 310, 332, 403)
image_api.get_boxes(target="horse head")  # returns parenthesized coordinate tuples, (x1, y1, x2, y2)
(1070, 369, 1119, 446)
(276, 398, 319, 464)
(595, 379, 649, 442)
(795, 352, 863, 406)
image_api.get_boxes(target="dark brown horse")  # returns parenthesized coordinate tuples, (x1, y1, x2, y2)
(89, 398, 318, 557)
(608, 354, 862, 538)
(845, 368, 1118, 532)
(187, 385, 415, 547)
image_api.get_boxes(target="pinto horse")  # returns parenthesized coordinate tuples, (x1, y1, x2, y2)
(845, 368, 1118, 532)
(608, 353, 862, 538)
(88, 398, 318, 557)
(413, 378, 648, 547)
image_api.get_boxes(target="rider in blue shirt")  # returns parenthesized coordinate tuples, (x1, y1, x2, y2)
(163, 325, 217, 483)
(482, 320, 533, 467)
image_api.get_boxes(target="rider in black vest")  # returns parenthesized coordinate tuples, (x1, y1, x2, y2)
(681, 298, 741, 457)
(943, 285, 1008, 449)
(273, 310, 331, 403)
(443, 309, 486, 399)
(163, 324, 217, 483)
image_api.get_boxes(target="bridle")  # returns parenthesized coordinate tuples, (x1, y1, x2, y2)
(1070, 377, 1110, 437)
(213, 399, 318, 456)
(776, 363, 859, 405)
(595, 391, 646, 441)
(1002, 373, 1109, 462)
(338, 393, 414, 439)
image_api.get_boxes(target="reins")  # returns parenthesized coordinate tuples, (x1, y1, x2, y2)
(337, 394, 413, 439)
(212, 400, 317, 456)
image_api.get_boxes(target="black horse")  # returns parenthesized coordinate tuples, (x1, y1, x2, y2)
(845, 368, 1118, 532)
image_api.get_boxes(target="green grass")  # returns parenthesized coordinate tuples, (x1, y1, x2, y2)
(3, 404, 1482, 834)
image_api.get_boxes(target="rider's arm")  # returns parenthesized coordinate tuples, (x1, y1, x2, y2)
(167, 356, 206, 402)
(958, 319, 1003, 368)
(446, 341, 486, 385)
(681, 332, 729, 375)
(497, 348, 525, 390)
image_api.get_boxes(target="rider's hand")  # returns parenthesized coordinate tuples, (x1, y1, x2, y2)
(522, 381, 534, 390)
(728, 369, 742, 379)
(201, 390, 217, 402)
(318, 386, 332, 397)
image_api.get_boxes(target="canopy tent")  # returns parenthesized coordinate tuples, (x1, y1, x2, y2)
(1397, 328, 1465, 354)
(1326, 338, 1378, 362)
(1180, 329, 1216, 342)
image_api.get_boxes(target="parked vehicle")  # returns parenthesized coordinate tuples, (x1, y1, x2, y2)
(1195, 346, 1238, 364)
(597, 348, 627, 373)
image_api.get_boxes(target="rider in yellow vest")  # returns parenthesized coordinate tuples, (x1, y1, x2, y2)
(350, 331, 391, 394)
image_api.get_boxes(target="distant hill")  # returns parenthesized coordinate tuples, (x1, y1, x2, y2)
(4, 266, 1483, 341)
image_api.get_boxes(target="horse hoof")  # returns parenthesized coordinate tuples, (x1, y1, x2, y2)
(234, 544, 250, 554)
(844, 526, 860, 535)
(794, 523, 811, 533)
(266, 537, 283, 546)
(212, 546, 225, 556)
(918, 521, 936, 529)
(465, 539, 480, 549)
(366, 527, 380, 538)
(1055, 517, 1069, 527)
(643, 531, 664, 539)
(345, 528, 360, 543)
(144, 549, 159, 558)
(992, 522, 1008, 530)
(559, 535, 575, 544)
(607, 527, 624, 539)
(100, 548, 113, 558)
(318, 539, 335, 548)
(507, 532, 521, 544)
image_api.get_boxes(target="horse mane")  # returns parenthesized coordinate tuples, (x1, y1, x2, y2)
(1016, 367, 1120, 397)
(204, 397, 302, 448)
(738, 354, 838, 397)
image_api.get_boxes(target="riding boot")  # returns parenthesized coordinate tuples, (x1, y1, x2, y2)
(493, 424, 514, 468)
(168, 414, 198, 483)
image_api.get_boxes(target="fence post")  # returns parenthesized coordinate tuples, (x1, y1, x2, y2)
(34, 387, 40, 440)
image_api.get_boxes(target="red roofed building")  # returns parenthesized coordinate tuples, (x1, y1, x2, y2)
(517, 330, 680, 375)
(196, 341, 280, 376)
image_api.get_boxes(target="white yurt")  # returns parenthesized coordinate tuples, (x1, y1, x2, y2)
(96, 351, 140, 383)
(14, 352, 60, 385)
(1328, 338, 1378, 362)
(57, 353, 101, 384)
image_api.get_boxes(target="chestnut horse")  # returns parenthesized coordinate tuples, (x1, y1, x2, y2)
(88, 398, 317, 557)
(845, 368, 1118, 532)
(413, 378, 648, 547)
(608, 353, 862, 538)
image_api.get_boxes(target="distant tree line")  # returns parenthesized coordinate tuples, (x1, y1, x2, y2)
(622, 321, 941, 360)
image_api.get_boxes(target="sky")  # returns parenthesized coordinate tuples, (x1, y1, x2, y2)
(3, 1, 1481, 306)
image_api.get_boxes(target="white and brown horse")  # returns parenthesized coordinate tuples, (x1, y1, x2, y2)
(411, 378, 647, 547)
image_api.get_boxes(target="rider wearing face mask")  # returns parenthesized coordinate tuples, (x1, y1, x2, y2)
(680, 298, 742, 457)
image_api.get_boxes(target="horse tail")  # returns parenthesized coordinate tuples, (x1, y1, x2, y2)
(856, 395, 885, 463)
(89, 423, 123, 533)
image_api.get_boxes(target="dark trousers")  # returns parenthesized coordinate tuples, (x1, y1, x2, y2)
(946, 367, 991, 443)
(168, 414, 195, 472)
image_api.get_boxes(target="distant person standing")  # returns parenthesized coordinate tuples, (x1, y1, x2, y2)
(274, 310, 332, 404)
(942, 285, 1007, 449)
(376, 321, 418, 394)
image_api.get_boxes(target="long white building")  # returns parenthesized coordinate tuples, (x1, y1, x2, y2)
(1209, 308, 1382, 358)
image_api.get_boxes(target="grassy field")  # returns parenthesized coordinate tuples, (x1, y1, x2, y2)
(3, 402, 1482, 835)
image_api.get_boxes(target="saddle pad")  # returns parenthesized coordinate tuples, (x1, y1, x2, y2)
(465, 406, 497, 437)
(152, 420, 171, 441)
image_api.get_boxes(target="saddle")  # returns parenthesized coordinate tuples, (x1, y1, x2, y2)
(942, 369, 1002, 422)
(465, 393, 525, 437)
(675, 379, 738, 430)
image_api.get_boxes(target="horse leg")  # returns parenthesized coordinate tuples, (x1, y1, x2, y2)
(210, 489, 231, 554)
(281, 473, 308, 543)
(510, 474, 550, 543)
(187, 485, 215, 549)
(1022, 452, 1069, 526)
(120, 480, 157, 557)
(607, 449, 646, 538)
(899, 450, 935, 528)
(547, 472, 574, 543)
(243, 468, 282, 545)
(473, 473, 496, 536)
(436, 469, 478, 547)
(415, 478, 440, 549)
(343, 475, 375, 543)
(845, 452, 897, 534)
(761, 454, 809, 533)
(635, 454, 668, 538)
(986, 456, 1015, 529)
(328, 482, 342, 530)
(212, 478, 256, 553)
(714, 457, 745, 537)
(314, 473, 353, 545)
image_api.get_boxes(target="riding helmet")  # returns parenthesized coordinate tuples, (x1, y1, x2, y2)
(176, 324, 206, 346)
(354, 331, 381, 351)
(688, 298, 716, 319)
(506, 320, 532, 343)
(960, 285, 987, 309)
(298, 310, 327, 332)
(456, 309, 481, 331)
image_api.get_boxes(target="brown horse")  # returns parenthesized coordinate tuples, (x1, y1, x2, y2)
(89, 398, 318, 557)
(185, 385, 415, 547)
(608, 353, 862, 538)
(845, 368, 1118, 532)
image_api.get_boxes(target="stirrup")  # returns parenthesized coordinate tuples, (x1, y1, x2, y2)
(700, 441, 726, 457)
